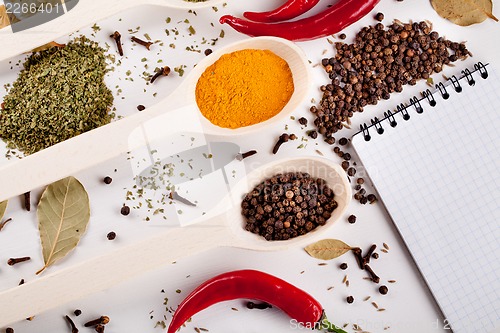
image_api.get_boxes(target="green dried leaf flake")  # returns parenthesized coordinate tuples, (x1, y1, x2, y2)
(304, 239, 352, 260)
(36, 176, 90, 274)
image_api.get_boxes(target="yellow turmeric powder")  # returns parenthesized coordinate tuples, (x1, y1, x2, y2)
(195, 49, 294, 129)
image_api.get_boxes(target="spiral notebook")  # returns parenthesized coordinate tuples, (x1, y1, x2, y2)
(351, 62, 499, 333)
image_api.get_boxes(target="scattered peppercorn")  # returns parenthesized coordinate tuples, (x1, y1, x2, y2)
(311, 21, 470, 139)
(137, 105, 146, 111)
(348, 214, 357, 224)
(308, 130, 318, 139)
(367, 194, 377, 204)
(341, 161, 349, 170)
(379, 285, 389, 295)
(346, 296, 354, 304)
(347, 167, 356, 177)
(103, 176, 112, 184)
(375, 12, 384, 21)
(6, 328, 14, 333)
(120, 205, 130, 216)
(242, 172, 338, 241)
(357, 178, 364, 185)
(298, 117, 308, 126)
(339, 33, 346, 40)
(372, 252, 379, 259)
(74, 309, 82, 316)
(107, 232, 116, 240)
(338, 137, 348, 146)
(340, 263, 348, 270)
(343, 153, 351, 161)
(204, 49, 213, 56)
(289, 133, 297, 140)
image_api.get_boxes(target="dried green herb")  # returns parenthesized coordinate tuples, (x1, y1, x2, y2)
(36, 176, 90, 274)
(0, 36, 114, 155)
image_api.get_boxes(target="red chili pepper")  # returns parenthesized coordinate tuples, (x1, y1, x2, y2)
(220, 0, 380, 42)
(243, 0, 321, 23)
(167, 269, 347, 333)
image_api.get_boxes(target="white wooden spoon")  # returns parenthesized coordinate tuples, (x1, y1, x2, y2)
(0, 0, 226, 62)
(0, 36, 311, 202)
(0, 156, 351, 327)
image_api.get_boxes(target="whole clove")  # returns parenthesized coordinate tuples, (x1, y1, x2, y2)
(84, 316, 109, 327)
(150, 66, 171, 83)
(7, 256, 31, 266)
(351, 247, 364, 269)
(363, 244, 377, 266)
(110, 31, 123, 56)
(23, 192, 30, 211)
(272, 133, 289, 154)
(246, 301, 272, 310)
(236, 150, 257, 161)
(65, 315, 79, 333)
(0, 218, 12, 231)
(131, 36, 153, 50)
(365, 264, 380, 283)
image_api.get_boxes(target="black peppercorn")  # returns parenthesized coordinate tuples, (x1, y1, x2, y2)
(343, 153, 351, 161)
(379, 285, 389, 295)
(308, 130, 318, 139)
(347, 167, 356, 177)
(6, 328, 14, 333)
(107, 231, 116, 240)
(339, 33, 347, 40)
(348, 214, 357, 224)
(340, 263, 348, 270)
(375, 12, 384, 21)
(74, 309, 82, 316)
(204, 49, 213, 56)
(338, 137, 348, 146)
(346, 296, 354, 304)
(121, 205, 130, 216)
(341, 161, 349, 170)
(103, 176, 112, 184)
(372, 252, 379, 259)
(137, 105, 146, 111)
(298, 117, 308, 126)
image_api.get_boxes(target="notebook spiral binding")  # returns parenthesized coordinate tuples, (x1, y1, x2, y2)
(358, 62, 489, 141)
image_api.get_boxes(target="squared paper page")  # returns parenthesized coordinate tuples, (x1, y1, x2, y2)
(352, 64, 500, 333)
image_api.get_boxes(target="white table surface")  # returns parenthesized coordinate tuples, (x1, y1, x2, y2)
(0, 0, 499, 332)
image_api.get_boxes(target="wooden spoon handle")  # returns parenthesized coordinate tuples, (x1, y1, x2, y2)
(0, 90, 193, 202)
(0, 0, 157, 62)
(0, 220, 231, 327)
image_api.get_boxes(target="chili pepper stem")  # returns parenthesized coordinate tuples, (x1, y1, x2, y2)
(318, 313, 349, 333)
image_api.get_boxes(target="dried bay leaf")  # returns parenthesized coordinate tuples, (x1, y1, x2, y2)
(36, 176, 90, 275)
(304, 239, 352, 260)
(0, 200, 7, 220)
(430, 0, 498, 26)
(0, 5, 11, 29)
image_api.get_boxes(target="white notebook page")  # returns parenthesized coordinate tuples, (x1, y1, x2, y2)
(351, 63, 500, 333)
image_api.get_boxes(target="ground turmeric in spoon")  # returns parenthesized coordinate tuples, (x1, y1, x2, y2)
(195, 49, 294, 129)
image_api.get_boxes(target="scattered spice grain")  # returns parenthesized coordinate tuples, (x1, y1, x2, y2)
(6, 328, 14, 333)
(375, 12, 384, 21)
(74, 309, 82, 316)
(137, 105, 146, 111)
(348, 214, 357, 224)
(298, 117, 308, 126)
(340, 263, 348, 270)
(204, 49, 213, 56)
(107, 232, 116, 240)
(103, 176, 113, 185)
(23, 192, 30, 211)
(346, 296, 354, 304)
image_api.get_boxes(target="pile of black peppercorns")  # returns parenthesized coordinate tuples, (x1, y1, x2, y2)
(312, 19, 471, 141)
(242, 172, 338, 241)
